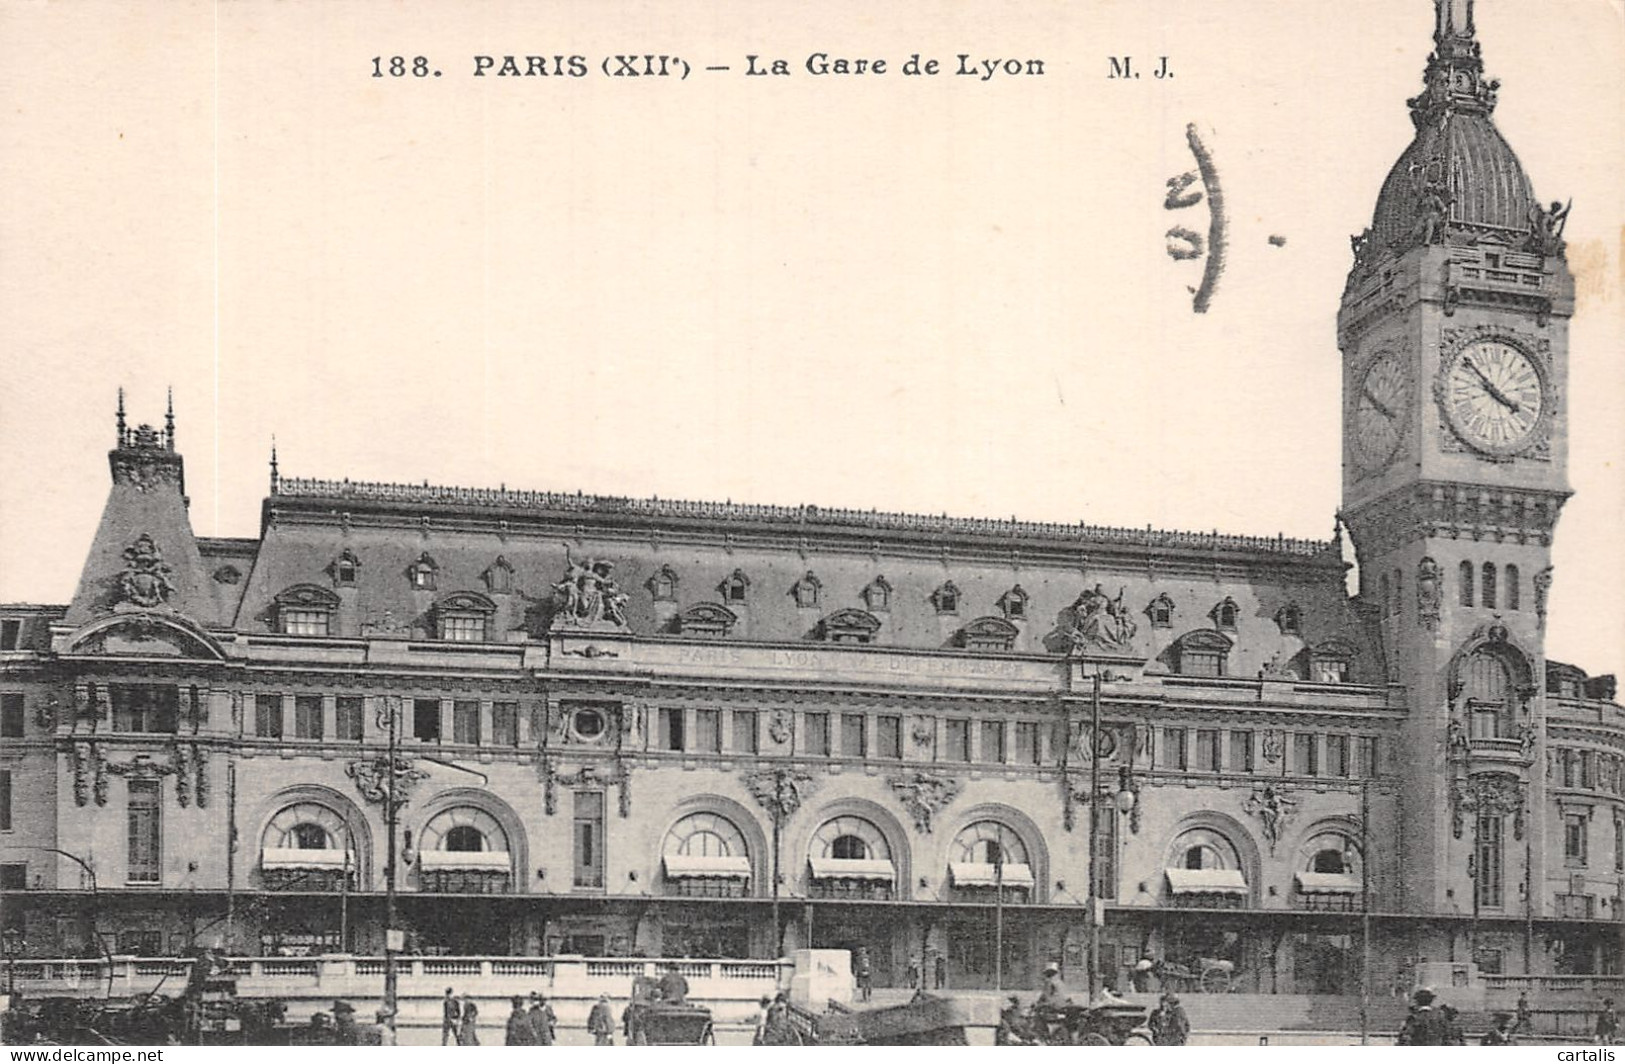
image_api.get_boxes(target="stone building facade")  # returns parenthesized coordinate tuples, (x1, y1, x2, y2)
(1, 0, 1621, 995)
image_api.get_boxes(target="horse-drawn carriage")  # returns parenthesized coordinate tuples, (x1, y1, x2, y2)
(1153, 957, 1238, 994)
(999, 995, 1155, 1046)
(622, 974, 716, 1045)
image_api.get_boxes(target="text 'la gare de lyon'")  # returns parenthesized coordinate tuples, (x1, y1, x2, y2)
(467, 53, 1049, 80)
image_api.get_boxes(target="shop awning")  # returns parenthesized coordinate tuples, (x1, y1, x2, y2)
(948, 863, 1035, 888)
(419, 850, 511, 872)
(1165, 868, 1248, 895)
(808, 858, 896, 883)
(1295, 872, 1362, 895)
(663, 855, 752, 880)
(261, 847, 352, 871)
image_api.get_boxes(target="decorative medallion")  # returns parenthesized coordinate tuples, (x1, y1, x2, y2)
(888, 772, 962, 834)
(1261, 730, 1284, 765)
(768, 710, 793, 746)
(117, 534, 176, 609)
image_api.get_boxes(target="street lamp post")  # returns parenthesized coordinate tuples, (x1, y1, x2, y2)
(1085, 674, 1102, 999)
(382, 697, 401, 1033)
(746, 766, 814, 959)
(993, 849, 1005, 992)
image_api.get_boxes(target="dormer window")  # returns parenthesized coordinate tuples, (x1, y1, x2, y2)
(997, 586, 1029, 621)
(960, 616, 1019, 653)
(483, 556, 515, 594)
(931, 581, 961, 615)
(1210, 596, 1240, 632)
(1307, 639, 1358, 684)
(646, 565, 680, 603)
(720, 569, 750, 605)
(1275, 603, 1303, 636)
(1145, 594, 1175, 629)
(862, 576, 892, 612)
(273, 585, 340, 637)
(1173, 630, 1234, 677)
(332, 549, 360, 588)
(820, 608, 882, 645)
(408, 554, 438, 591)
(678, 603, 737, 638)
(436, 592, 496, 643)
(791, 571, 822, 609)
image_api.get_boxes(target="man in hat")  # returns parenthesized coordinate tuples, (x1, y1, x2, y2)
(1481, 1012, 1515, 1046)
(528, 991, 557, 1046)
(854, 946, 873, 1002)
(505, 996, 535, 1046)
(1598, 998, 1619, 1045)
(1513, 990, 1533, 1036)
(587, 993, 616, 1046)
(332, 999, 359, 1046)
(1150, 992, 1190, 1046)
(762, 991, 798, 1046)
(441, 987, 461, 1045)
(1398, 987, 1448, 1046)
(1037, 962, 1069, 1009)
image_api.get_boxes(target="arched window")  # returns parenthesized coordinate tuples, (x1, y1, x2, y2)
(1145, 594, 1175, 629)
(260, 801, 356, 890)
(292, 823, 330, 850)
(948, 821, 1035, 896)
(1463, 650, 1514, 739)
(1211, 597, 1240, 632)
(1459, 561, 1474, 607)
(719, 570, 750, 605)
(1505, 565, 1521, 611)
(809, 815, 895, 900)
(1481, 563, 1498, 610)
(418, 806, 513, 894)
(1295, 830, 1362, 911)
(1165, 826, 1246, 908)
(662, 811, 751, 897)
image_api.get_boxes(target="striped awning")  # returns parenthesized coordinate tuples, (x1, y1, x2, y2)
(663, 855, 751, 880)
(808, 858, 896, 883)
(1165, 868, 1248, 895)
(1296, 872, 1362, 895)
(420, 850, 511, 872)
(261, 847, 352, 871)
(948, 863, 1035, 888)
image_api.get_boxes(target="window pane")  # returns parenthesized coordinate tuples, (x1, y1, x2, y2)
(294, 695, 324, 740)
(1229, 731, 1254, 773)
(0, 693, 22, 738)
(0, 770, 11, 832)
(876, 716, 901, 760)
(696, 709, 722, 754)
(1295, 733, 1319, 776)
(413, 698, 441, 742)
(1014, 722, 1039, 765)
(945, 719, 970, 762)
(841, 714, 866, 758)
(441, 614, 487, 642)
(980, 720, 1005, 763)
(1159, 727, 1187, 769)
(1328, 735, 1351, 777)
(255, 695, 284, 739)
(127, 781, 161, 883)
(492, 702, 518, 747)
(453, 701, 480, 745)
(1194, 729, 1220, 771)
(659, 708, 685, 752)
(732, 711, 758, 755)
(805, 713, 830, 757)
(336, 697, 364, 741)
(282, 610, 330, 636)
(573, 791, 605, 889)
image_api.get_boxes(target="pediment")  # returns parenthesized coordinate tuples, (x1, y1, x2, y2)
(678, 602, 739, 635)
(822, 607, 882, 633)
(437, 590, 497, 614)
(63, 613, 226, 661)
(962, 616, 1019, 639)
(1173, 628, 1234, 653)
(272, 583, 341, 609)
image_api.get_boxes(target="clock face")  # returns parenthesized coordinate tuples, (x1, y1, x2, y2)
(1352, 352, 1409, 471)
(1441, 339, 1545, 455)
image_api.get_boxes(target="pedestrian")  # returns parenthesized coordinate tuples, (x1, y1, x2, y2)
(1513, 991, 1533, 1036)
(934, 952, 947, 990)
(458, 997, 480, 1046)
(1131, 957, 1156, 993)
(1397, 987, 1448, 1046)
(505, 996, 535, 1046)
(907, 957, 920, 989)
(333, 1000, 359, 1046)
(1481, 1012, 1515, 1046)
(1598, 998, 1619, 1046)
(854, 946, 873, 1002)
(588, 993, 616, 1046)
(752, 995, 772, 1046)
(375, 1006, 398, 1047)
(441, 987, 461, 1045)
(762, 991, 798, 1046)
(1439, 1003, 1465, 1046)
(529, 991, 557, 1046)
(1149, 992, 1190, 1046)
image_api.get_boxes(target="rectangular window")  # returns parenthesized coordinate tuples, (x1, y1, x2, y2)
(841, 714, 867, 758)
(804, 712, 830, 757)
(1475, 815, 1504, 909)
(732, 710, 759, 755)
(1295, 733, 1320, 777)
(980, 720, 1006, 764)
(281, 609, 330, 636)
(412, 698, 441, 742)
(945, 719, 971, 763)
(127, 780, 161, 884)
(695, 709, 722, 754)
(0, 863, 24, 889)
(1229, 730, 1254, 773)
(1181, 650, 1224, 677)
(1579, 752, 1594, 789)
(1014, 722, 1041, 766)
(492, 702, 519, 747)
(0, 693, 22, 738)
(1313, 659, 1350, 683)
(1194, 729, 1221, 772)
(440, 614, 487, 643)
(336, 696, 364, 741)
(1327, 734, 1351, 777)
(658, 708, 686, 752)
(452, 700, 480, 745)
(1564, 814, 1587, 865)
(294, 695, 324, 740)
(876, 715, 902, 760)
(573, 791, 605, 890)
(1159, 727, 1188, 770)
(0, 619, 21, 650)
(0, 769, 11, 832)
(114, 686, 179, 734)
(1092, 801, 1119, 901)
(1358, 737, 1380, 778)
(1562, 750, 1577, 788)
(255, 695, 284, 739)
(1615, 819, 1623, 875)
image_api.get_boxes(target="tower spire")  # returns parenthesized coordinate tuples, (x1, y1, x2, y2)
(164, 387, 175, 450)
(269, 436, 280, 495)
(1435, 0, 1474, 43)
(116, 388, 127, 447)
(1412, 0, 1496, 128)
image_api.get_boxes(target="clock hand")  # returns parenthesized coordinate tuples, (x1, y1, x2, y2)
(1362, 388, 1396, 420)
(1464, 359, 1520, 413)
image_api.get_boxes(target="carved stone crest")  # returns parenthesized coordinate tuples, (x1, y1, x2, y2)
(744, 766, 816, 822)
(346, 755, 429, 811)
(551, 545, 629, 628)
(1453, 773, 1526, 840)
(1417, 556, 1442, 631)
(910, 718, 935, 748)
(1533, 566, 1553, 618)
(768, 710, 793, 746)
(1261, 730, 1284, 765)
(117, 534, 176, 609)
(1243, 783, 1297, 856)
(888, 772, 961, 834)
(72, 742, 94, 806)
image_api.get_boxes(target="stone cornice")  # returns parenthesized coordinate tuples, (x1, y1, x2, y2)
(1344, 480, 1569, 557)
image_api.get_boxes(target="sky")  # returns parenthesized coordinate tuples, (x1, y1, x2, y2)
(0, 0, 1621, 674)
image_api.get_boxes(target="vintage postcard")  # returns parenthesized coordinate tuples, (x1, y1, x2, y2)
(1, 0, 1622, 1050)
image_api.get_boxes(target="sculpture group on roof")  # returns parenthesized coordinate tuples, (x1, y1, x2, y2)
(552, 545, 629, 628)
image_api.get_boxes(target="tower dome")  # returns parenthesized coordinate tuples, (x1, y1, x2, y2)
(1365, 0, 1538, 253)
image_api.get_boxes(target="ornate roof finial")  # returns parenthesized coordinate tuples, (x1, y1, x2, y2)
(116, 388, 127, 447)
(1411, 0, 1495, 128)
(164, 387, 175, 450)
(1435, 0, 1474, 43)
(269, 436, 280, 495)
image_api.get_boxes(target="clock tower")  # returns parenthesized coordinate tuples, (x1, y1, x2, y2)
(1337, 0, 1574, 921)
